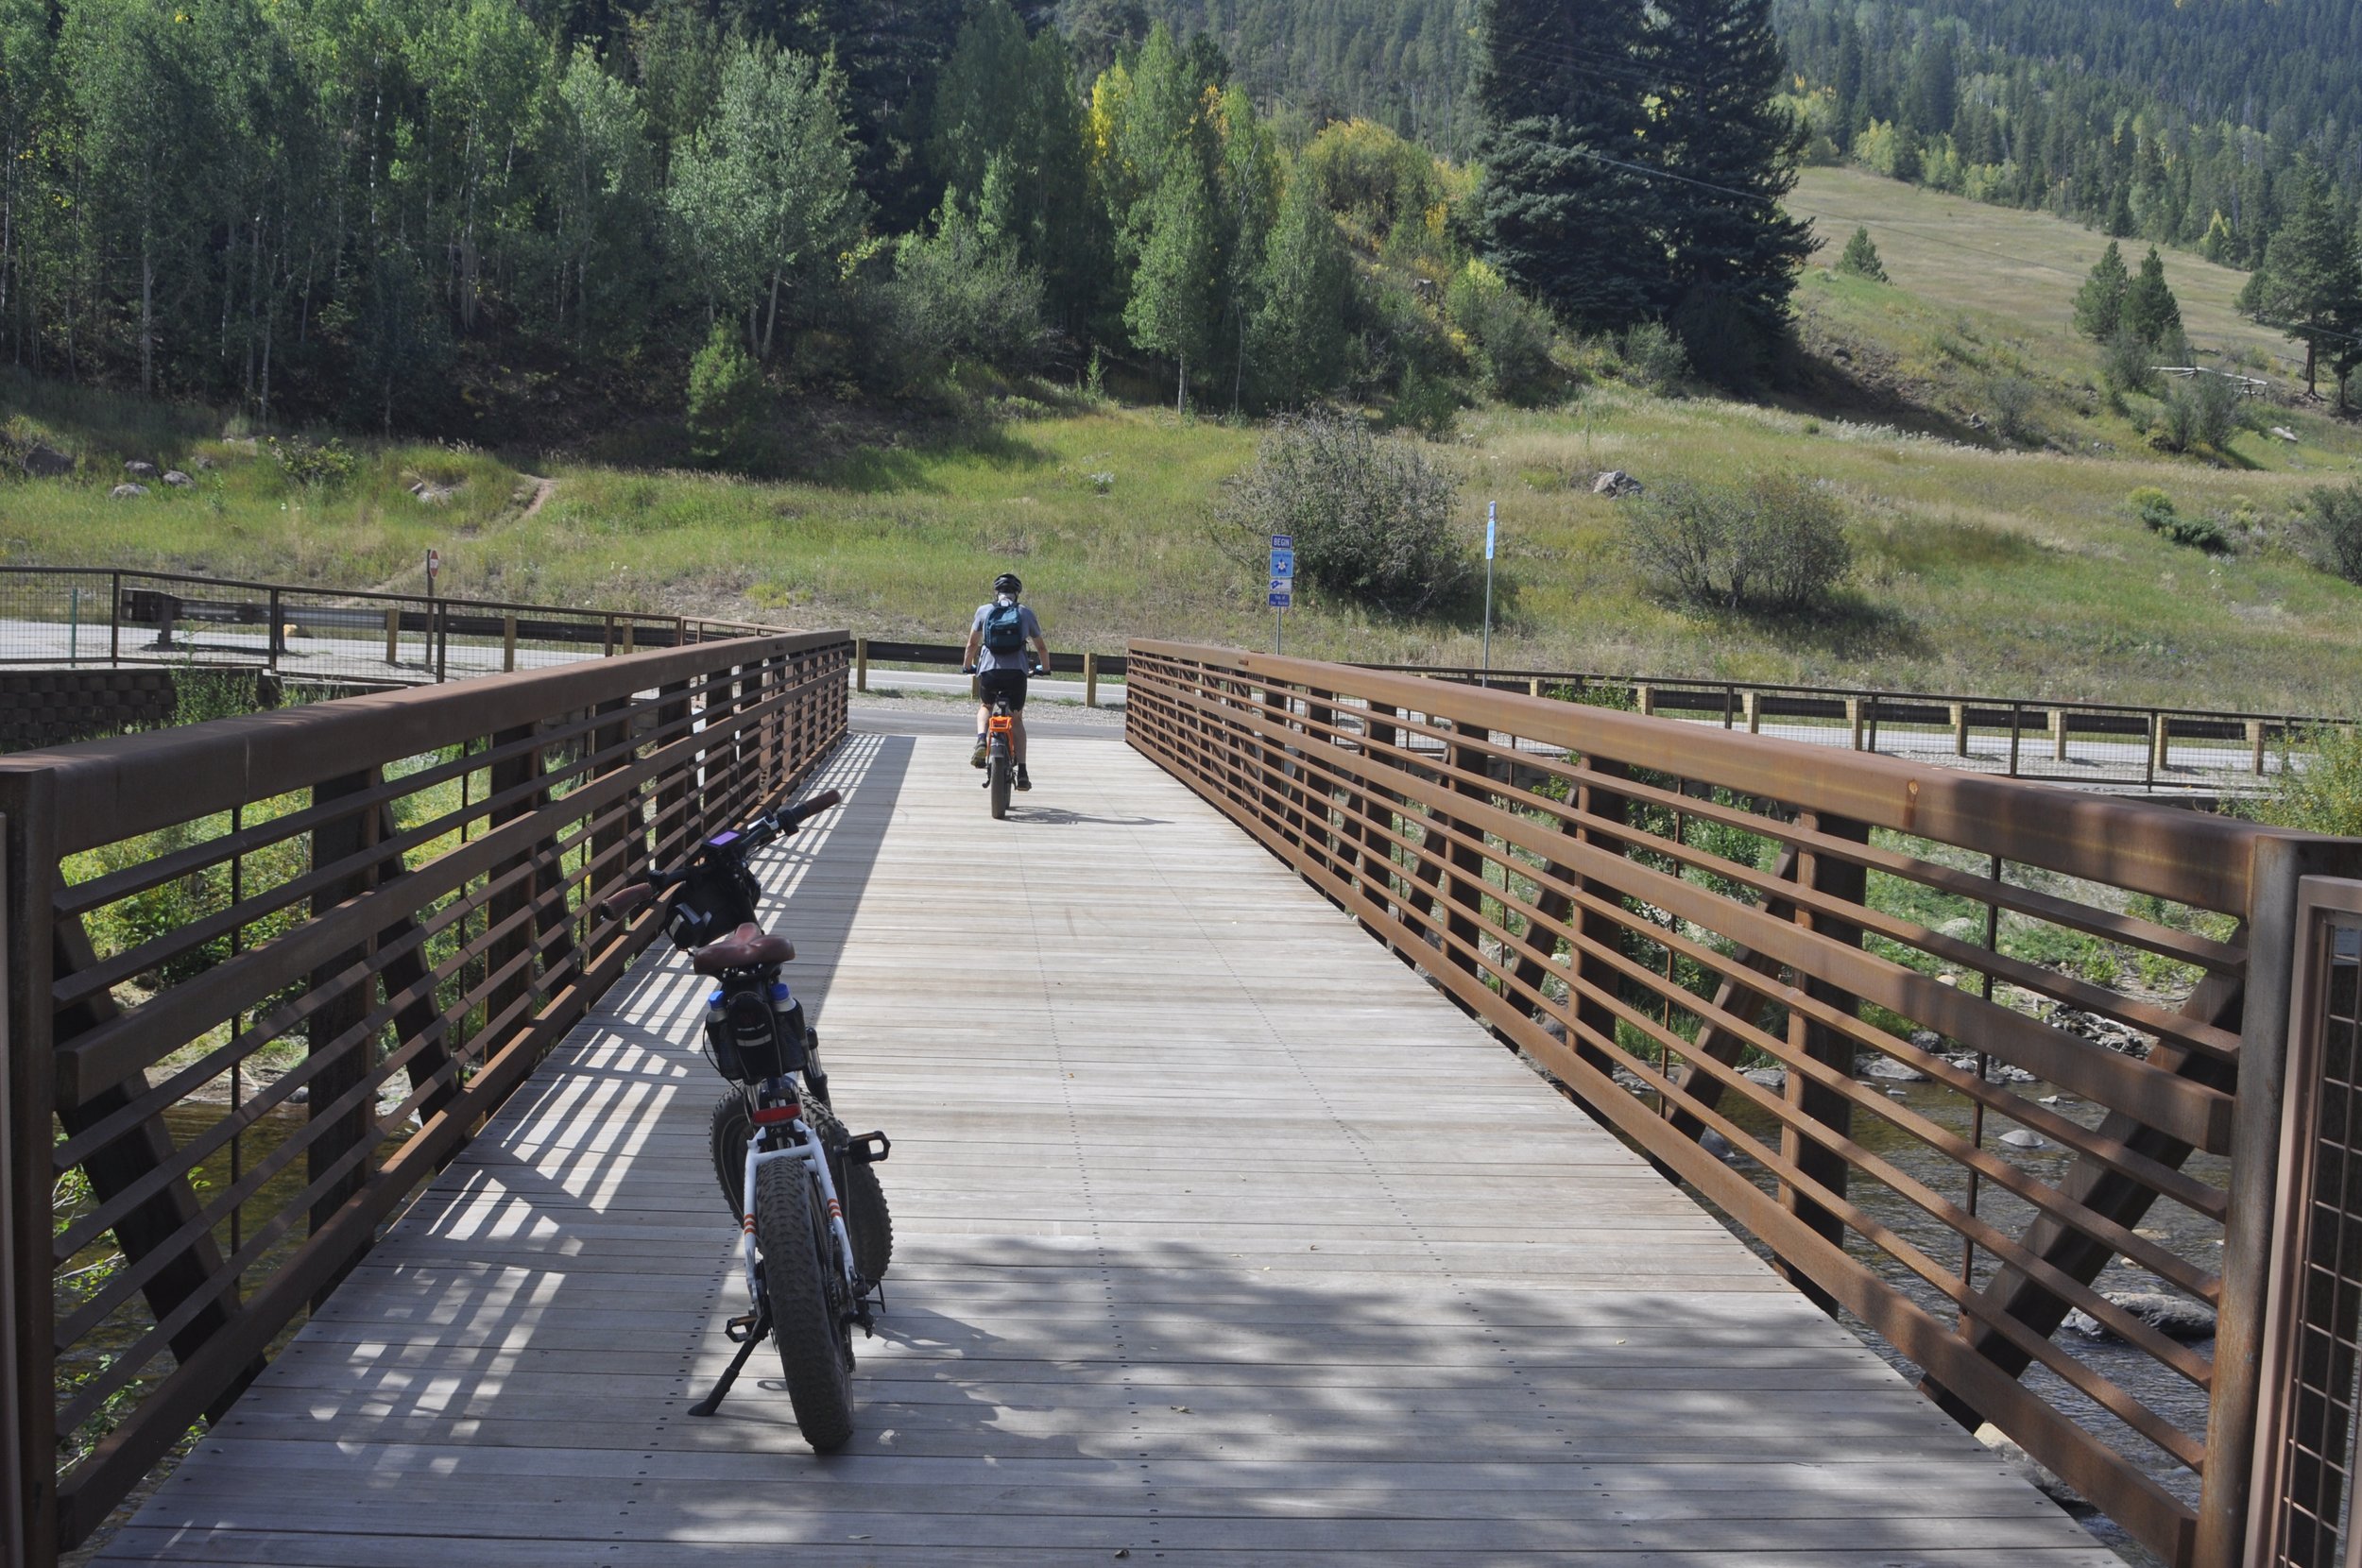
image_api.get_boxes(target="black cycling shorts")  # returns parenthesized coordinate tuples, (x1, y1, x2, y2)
(978, 669, 1029, 712)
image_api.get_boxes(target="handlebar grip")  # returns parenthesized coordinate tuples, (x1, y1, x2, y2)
(597, 883, 655, 919)
(776, 789, 843, 832)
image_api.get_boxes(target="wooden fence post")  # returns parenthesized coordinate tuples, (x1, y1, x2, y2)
(2249, 719, 2267, 776)
(1636, 684, 1655, 718)
(1846, 698, 1864, 750)
(1950, 702, 1968, 756)
(855, 638, 868, 693)
(1744, 691, 1762, 734)
(2051, 707, 2070, 761)
(503, 615, 517, 673)
(1084, 652, 1099, 708)
(384, 607, 400, 667)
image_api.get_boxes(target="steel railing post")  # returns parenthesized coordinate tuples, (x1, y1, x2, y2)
(109, 571, 121, 667)
(266, 588, 282, 671)
(2202, 839, 2362, 1567)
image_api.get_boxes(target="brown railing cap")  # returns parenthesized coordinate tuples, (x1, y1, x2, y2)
(1128, 639, 2326, 913)
(4, 632, 848, 852)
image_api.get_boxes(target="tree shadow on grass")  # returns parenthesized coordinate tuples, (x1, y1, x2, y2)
(802, 422, 1059, 496)
(1686, 591, 1934, 664)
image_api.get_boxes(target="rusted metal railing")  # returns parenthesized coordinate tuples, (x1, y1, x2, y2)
(1125, 640, 2362, 1568)
(0, 630, 850, 1567)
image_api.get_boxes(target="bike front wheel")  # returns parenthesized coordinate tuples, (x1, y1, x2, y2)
(754, 1158, 855, 1451)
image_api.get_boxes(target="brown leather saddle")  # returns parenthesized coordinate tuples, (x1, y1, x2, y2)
(691, 923, 796, 976)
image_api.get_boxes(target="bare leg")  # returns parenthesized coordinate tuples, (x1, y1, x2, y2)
(1011, 712, 1028, 764)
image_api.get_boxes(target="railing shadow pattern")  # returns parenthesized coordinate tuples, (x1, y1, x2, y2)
(1124, 639, 2362, 1568)
(0, 629, 850, 1566)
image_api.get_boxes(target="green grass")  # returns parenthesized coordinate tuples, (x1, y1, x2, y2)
(5, 170, 2361, 714)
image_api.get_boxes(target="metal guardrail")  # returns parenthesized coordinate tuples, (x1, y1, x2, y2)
(1125, 640, 2362, 1568)
(1378, 663, 2355, 793)
(0, 566, 772, 687)
(0, 629, 851, 1566)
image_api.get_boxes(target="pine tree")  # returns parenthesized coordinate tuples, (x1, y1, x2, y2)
(1645, 0, 1814, 369)
(2073, 241, 2130, 340)
(686, 319, 763, 465)
(2239, 171, 2362, 399)
(1836, 226, 1887, 281)
(2122, 247, 2182, 347)
(1474, 0, 1656, 328)
(2104, 184, 2136, 239)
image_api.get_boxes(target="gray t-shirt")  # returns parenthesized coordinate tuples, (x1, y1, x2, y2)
(970, 599, 1042, 673)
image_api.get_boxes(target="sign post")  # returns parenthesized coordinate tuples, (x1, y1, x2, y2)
(1481, 503, 1497, 678)
(424, 548, 441, 683)
(1268, 534, 1293, 655)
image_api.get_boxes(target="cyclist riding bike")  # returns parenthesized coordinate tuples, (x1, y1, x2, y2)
(964, 572, 1050, 792)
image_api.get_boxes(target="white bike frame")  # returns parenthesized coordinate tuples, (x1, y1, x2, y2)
(739, 1100, 861, 1308)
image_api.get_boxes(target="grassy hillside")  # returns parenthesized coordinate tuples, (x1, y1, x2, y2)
(1793, 167, 2294, 375)
(4, 174, 2360, 715)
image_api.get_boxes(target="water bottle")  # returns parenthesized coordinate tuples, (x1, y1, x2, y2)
(769, 980, 804, 1072)
(701, 988, 730, 1075)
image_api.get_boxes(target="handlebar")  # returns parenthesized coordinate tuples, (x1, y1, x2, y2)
(593, 788, 843, 919)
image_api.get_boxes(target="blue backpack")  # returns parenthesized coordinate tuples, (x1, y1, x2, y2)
(983, 600, 1027, 656)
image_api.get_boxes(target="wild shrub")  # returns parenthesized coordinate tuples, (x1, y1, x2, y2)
(1446, 260, 1557, 405)
(2253, 724, 2362, 837)
(2152, 371, 2240, 454)
(1619, 321, 1687, 394)
(1215, 408, 1470, 615)
(1625, 472, 1853, 612)
(1986, 374, 2037, 441)
(265, 435, 357, 490)
(2304, 480, 2362, 585)
(2129, 486, 2231, 553)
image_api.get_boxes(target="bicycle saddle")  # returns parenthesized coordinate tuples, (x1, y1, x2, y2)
(692, 923, 796, 975)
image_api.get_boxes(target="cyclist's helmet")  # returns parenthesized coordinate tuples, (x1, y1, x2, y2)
(993, 572, 1022, 597)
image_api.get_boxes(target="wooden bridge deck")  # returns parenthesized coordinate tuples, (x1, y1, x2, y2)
(94, 727, 2116, 1565)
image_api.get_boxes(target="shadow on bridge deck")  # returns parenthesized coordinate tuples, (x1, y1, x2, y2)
(89, 729, 2118, 1565)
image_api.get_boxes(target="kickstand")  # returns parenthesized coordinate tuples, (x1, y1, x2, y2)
(690, 1306, 771, 1418)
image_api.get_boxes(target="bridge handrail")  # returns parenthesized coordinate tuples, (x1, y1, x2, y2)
(1125, 639, 2362, 1568)
(0, 629, 851, 1565)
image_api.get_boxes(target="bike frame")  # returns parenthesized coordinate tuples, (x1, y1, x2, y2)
(740, 1094, 862, 1305)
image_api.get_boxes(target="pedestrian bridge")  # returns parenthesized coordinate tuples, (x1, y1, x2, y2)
(5, 634, 2359, 1568)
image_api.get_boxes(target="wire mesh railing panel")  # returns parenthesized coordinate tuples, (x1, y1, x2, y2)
(2253, 886, 2362, 1568)
(1125, 641, 2355, 1568)
(1, 631, 850, 1561)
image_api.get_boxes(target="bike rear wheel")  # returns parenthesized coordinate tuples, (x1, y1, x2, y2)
(710, 1091, 893, 1281)
(753, 1157, 855, 1451)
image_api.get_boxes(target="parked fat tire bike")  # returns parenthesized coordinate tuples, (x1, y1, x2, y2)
(596, 787, 890, 1452)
